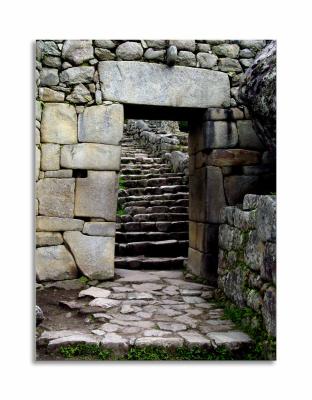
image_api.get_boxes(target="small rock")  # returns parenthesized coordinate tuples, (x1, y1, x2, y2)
(166, 45, 177, 66)
(94, 48, 115, 61)
(157, 322, 187, 332)
(79, 287, 111, 298)
(89, 298, 120, 309)
(116, 42, 143, 60)
(66, 84, 92, 104)
(39, 68, 59, 86)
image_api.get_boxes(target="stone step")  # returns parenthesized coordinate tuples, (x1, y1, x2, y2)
(119, 199, 189, 208)
(119, 221, 189, 232)
(132, 213, 188, 222)
(120, 163, 172, 170)
(120, 172, 185, 180)
(124, 206, 188, 216)
(116, 239, 189, 257)
(121, 168, 173, 175)
(116, 231, 188, 243)
(118, 193, 189, 204)
(121, 157, 163, 164)
(125, 185, 188, 196)
(123, 177, 187, 189)
(114, 256, 186, 269)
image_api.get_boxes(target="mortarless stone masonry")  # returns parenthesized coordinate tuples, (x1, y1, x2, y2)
(35, 39, 275, 283)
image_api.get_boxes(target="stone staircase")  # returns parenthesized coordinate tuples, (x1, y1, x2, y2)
(115, 132, 189, 270)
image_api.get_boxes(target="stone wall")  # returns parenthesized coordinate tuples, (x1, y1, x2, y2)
(218, 194, 276, 336)
(35, 39, 274, 282)
(187, 106, 275, 283)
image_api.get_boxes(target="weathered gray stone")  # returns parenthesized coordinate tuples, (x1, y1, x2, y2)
(207, 331, 252, 350)
(36, 178, 75, 217)
(66, 84, 92, 104)
(39, 87, 65, 102)
(36, 216, 84, 231)
(62, 40, 94, 65)
(82, 222, 116, 236)
(78, 287, 110, 298)
(238, 40, 266, 51)
(99, 61, 230, 108)
(61, 143, 121, 170)
(41, 41, 61, 57)
(178, 331, 211, 346)
(39, 68, 59, 86)
(44, 170, 73, 178)
(244, 230, 265, 271)
(233, 208, 256, 231)
(166, 45, 178, 66)
(145, 40, 167, 49)
(35, 146, 40, 181)
(143, 329, 171, 337)
(135, 337, 184, 347)
(144, 48, 165, 61)
(63, 231, 114, 280)
(78, 104, 123, 145)
(48, 334, 99, 350)
(93, 40, 116, 49)
(256, 195, 276, 242)
(176, 51, 196, 67)
(36, 232, 63, 247)
(197, 52, 218, 69)
(262, 286, 276, 336)
(169, 40, 195, 51)
(197, 43, 211, 52)
(219, 224, 244, 251)
(42, 55, 61, 68)
(36, 101, 42, 121)
(189, 166, 226, 223)
(243, 194, 260, 210)
(94, 48, 115, 61)
(240, 58, 254, 68)
(212, 44, 240, 58)
(239, 41, 276, 153)
(237, 120, 264, 150)
(219, 58, 242, 72)
(202, 121, 238, 149)
(40, 144, 60, 171)
(100, 333, 129, 353)
(36, 245, 78, 281)
(189, 222, 219, 253)
(116, 42, 143, 60)
(60, 66, 94, 84)
(262, 242, 276, 283)
(75, 171, 118, 220)
(41, 103, 77, 144)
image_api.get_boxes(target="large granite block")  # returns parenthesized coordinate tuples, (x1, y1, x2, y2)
(98, 61, 230, 108)
(74, 171, 118, 220)
(78, 104, 123, 145)
(60, 143, 121, 170)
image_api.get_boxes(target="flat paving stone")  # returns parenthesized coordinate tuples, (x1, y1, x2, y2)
(36, 268, 253, 358)
(135, 337, 184, 348)
(157, 322, 187, 332)
(78, 287, 111, 298)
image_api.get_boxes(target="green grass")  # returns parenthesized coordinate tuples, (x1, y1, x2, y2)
(116, 206, 127, 216)
(79, 276, 89, 285)
(119, 176, 126, 190)
(58, 344, 234, 361)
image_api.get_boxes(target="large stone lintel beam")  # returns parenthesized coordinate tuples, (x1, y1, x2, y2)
(99, 61, 230, 108)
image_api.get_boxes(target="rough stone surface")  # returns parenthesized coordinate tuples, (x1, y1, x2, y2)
(78, 104, 123, 145)
(239, 41, 276, 153)
(60, 143, 121, 170)
(63, 231, 114, 280)
(36, 178, 75, 217)
(40, 144, 60, 171)
(39, 88, 65, 102)
(36, 232, 63, 247)
(79, 287, 110, 298)
(116, 42, 143, 60)
(237, 120, 264, 150)
(99, 61, 230, 108)
(62, 40, 94, 65)
(82, 222, 116, 236)
(66, 84, 92, 104)
(197, 52, 218, 69)
(60, 66, 94, 85)
(74, 171, 118, 220)
(202, 121, 238, 149)
(36, 216, 84, 232)
(39, 68, 59, 86)
(41, 103, 77, 144)
(36, 245, 78, 281)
